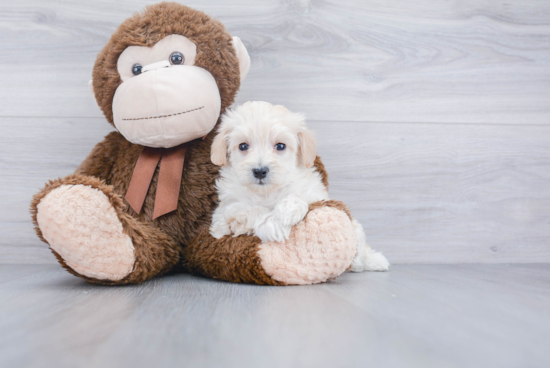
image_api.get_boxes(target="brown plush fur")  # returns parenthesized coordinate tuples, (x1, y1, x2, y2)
(313, 156, 329, 189)
(30, 2, 333, 285)
(185, 228, 285, 286)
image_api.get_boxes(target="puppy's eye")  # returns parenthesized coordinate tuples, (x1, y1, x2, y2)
(169, 51, 184, 65)
(275, 143, 286, 151)
(239, 143, 249, 151)
(132, 64, 142, 76)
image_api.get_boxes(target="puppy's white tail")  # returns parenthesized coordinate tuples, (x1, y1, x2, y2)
(350, 219, 390, 272)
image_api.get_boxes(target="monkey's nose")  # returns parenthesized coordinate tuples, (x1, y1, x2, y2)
(252, 167, 269, 179)
(141, 60, 171, 73)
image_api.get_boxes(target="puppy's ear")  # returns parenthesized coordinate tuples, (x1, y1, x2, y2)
(211, 129, 229, 166)
(298, 128, 317, 168)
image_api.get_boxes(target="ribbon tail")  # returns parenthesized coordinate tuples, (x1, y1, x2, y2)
(125, 147, 163, 214)
(152, 146, 187, 219)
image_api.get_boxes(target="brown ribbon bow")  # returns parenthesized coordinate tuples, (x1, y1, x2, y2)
(125, 145, 187, 219)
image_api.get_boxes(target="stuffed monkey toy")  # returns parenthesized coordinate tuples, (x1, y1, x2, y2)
(30, 2, 359, 286)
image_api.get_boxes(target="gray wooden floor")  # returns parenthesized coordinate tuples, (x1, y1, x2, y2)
(0, 264, 548, 368)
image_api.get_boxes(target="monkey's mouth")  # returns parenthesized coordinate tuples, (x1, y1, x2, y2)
(122, 106, 204, 121)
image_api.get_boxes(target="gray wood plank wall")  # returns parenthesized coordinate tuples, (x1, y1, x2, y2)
(1, 0, 549, 264)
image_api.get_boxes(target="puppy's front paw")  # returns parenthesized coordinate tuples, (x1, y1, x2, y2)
(210, 220, 231, 239)
(227, 206, 270, 237)
(275, 196, 309, 227)
(254, 214, 291, 243)
(229, 212, 252, 237)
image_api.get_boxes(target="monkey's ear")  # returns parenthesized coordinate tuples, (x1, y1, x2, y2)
(211, 129, 230, 166)
(232, 36, 250, 83)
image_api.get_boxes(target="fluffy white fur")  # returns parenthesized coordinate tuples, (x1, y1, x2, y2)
(210, 101, 389, 272)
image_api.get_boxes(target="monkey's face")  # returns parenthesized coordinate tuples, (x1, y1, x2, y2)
(91, 3, 250, 149)
(112, 35, 220, 148)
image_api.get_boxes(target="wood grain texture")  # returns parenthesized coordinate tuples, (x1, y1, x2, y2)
(1, 117, 549, 264)
(0, 0, 549, 123)
(0, 0, 549, 264)
(0, 264, 549, 368)
(318, 121, 550, 263)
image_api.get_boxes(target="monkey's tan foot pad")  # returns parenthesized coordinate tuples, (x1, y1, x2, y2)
(258, 207, 356, 285)
(36, 184, 135, 281)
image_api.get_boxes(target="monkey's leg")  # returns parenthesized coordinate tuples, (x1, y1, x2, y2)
(186, 200, 357, 285)
(31, 174, 180, 285)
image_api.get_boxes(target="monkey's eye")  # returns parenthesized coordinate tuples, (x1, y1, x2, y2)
(169, 51, 184, 65)
(239, 143, 249, 151)
(132, 64, 142, 76)
(275, 143, 286, 151)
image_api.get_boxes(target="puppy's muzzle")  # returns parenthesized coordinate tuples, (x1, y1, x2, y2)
(252, 167, 269, 180)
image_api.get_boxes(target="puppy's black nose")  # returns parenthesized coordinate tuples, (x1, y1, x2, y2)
(252, 167, 269, 179)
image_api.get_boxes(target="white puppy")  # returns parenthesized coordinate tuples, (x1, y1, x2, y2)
(210, 101, 389, 272)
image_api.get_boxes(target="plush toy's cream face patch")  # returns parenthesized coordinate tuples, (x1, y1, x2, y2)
(112, 35, 221, 148)
(117, 35, 198, 81)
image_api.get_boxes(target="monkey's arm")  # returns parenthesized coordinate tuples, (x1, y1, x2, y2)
(186, 200, 357, 285)
(186, 225, 284, 285)
(74, 131, 124, 181)
(313, 156, 329, 189)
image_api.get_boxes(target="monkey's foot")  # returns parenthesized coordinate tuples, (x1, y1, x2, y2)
(257, 204, 356, 285)
(36, 184, 135, 281)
